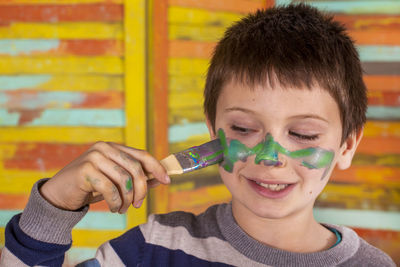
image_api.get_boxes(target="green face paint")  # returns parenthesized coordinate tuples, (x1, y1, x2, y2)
(125, 178, 133, 192)
(217, 128, 334, 179)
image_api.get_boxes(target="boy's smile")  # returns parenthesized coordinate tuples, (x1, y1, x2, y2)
(207, 79, 354, 223)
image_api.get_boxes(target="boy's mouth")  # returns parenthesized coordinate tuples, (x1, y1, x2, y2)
(255, 182, 289, 191)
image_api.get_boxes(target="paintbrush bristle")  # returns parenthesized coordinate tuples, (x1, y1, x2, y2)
(173, 139, 223, 173)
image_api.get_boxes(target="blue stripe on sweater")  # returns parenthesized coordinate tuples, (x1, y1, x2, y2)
(109, 226, 234, 267)
(5, 214, 71, 266)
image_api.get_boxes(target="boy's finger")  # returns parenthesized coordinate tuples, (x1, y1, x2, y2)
(83, 165, 122, 213)
(85, 149, 133, 213)
(108, 142, 170, 184)
(131, 163, 148, 208)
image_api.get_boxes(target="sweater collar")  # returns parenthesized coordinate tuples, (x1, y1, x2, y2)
(216, 203, 360, 266)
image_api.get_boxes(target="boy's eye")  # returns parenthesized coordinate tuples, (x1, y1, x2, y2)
(231, 125, 253, 134)
(289, 130, 319, 141)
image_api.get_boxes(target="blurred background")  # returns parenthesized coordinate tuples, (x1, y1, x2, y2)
(0, 0, 399, 265)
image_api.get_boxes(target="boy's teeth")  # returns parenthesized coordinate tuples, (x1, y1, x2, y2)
(256, 182, 288, 191)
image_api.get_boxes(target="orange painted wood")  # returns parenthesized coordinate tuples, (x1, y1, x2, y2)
(330, 166, 400, 184)
(0, 4, 122, 23)
(49, 40, 122, 56)
(3, 143, 91, 170)
(354, 228, 400, 264)
(334, 15, 400, 31)
(368, 91, 400, 106)
(168, 0, 268, 14)
(149, 0, 170, 214)
(0, 194, 28, 209)
(169, 40, 215, 58)
(349, 29, 400, 45)
(364, 76, 400, 92)
(357, 137, 400, 154)
(3, 91, 124, 109)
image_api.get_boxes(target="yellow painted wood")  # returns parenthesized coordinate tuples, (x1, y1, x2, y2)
(169, 6, 242, 27)
(0, 227, 4, 246)
(0, 75, 123, 92)
(0, 127, 124, 143)
(364, 121, 400, 138)
(0, 57, 123, 75)
(123, 0, 147, 228)
(169, 75, 205, 93)
(0, 0, 122, 4)
(169, 24, 226, 42)
(169, 108, 206, 124)
(0, 170, 56, 194)
(71, 229, 124, 247)
(0, 23, 122, 39)
(169, 58, 208, 75)
(169, 91, 203, 109)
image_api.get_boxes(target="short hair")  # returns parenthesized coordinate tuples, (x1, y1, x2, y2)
(203, 3, 367, 144)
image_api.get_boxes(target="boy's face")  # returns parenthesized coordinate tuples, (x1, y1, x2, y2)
(207, 79, 360, 220)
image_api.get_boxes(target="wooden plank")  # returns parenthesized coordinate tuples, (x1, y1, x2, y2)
(0, 40, 123, 56)
(168, 6, 242, 27)
(0, 4, 122, 23)
(0, 0, 122, 4)
(0, 22, 122, 39)
(353, 228, 400, 264)
(0, 109, 124, 126)
(169, 40, 214, 58)
(0, 173, 54, 194)
(0, 75, 123, 92)
(330, 166, 400, 185)
(368, 91, 400, 107)
(0, 56, 123, 74)
(169, 24, 226, 42)
(349, 29, 400, 45)
(364, 75, 400, 92)
(363, 121, 400, 138)
(367, 106, 400, 120)
(169, 58, 208, 75)
(0, 127, 124, 143)
(148, 0, 170, 214)
(168, 183, 231, 214)
(124, 0, 147, 228)
(283, 1, 400, 15)
(362, 62, 400, 76)
(353, 154, 400, 168)
(169, 0, 267, 14)
(0, 194, 28, 209)
(334, 15, 400, 31)
(357, 136, 400, 154)
(0, 143, 91, 170)
(0, 91, 123, 109)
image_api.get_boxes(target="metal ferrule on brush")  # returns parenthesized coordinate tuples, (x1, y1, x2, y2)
(174, 139, 223, 173)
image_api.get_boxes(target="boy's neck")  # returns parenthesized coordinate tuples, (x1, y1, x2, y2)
(231, 200, 337, 253)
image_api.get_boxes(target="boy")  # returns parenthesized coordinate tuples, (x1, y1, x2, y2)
(1, 4, 395, 266)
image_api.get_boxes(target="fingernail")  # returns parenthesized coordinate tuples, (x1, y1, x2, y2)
(135, 199, 144, 208)
(165, 174, 171, 183)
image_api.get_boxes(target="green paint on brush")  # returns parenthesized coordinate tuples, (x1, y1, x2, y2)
(125, 178, 133, 191)
(217, 129, 334, 178)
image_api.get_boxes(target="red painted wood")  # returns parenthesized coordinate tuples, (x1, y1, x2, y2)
(3, 143, 91, 170)
(59, 40, 123, 56)
(0, 194, 28, 209)
(368, 91, 400, 106)
(0, 4, 123, 23)
(364, 76, 400, 92)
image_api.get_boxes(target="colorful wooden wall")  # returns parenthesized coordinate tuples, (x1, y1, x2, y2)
(156, 0, 400, 264)
(0, 0, 399, 265)
(0, 0, 148, 265)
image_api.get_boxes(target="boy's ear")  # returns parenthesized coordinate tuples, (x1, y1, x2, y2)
(205, 117, 217, 139)
(336, 128, 364, 170)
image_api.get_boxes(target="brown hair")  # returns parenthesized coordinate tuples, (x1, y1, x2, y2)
(203, 3, 367, 144)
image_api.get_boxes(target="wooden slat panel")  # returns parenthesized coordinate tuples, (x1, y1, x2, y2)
(364, 75, 400, 92)
(0, 22, 122, 39)
(0, 74, 123, 92)
(0, 91, 123, 109)
(331, 166, 400, 185)
(0, 0, 123, 5)
(0, 40, 123, 56)
(169, 0, 267, 14)
(368, 91, 400, 106)
(334, 15, 400, 31)
(0, 127, 124, 143)
(0, 4, 123, 23)
(0, 56, 123, 74)
(169, 40, 214, 58)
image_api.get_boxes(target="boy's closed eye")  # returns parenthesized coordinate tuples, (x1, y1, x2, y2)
(289, 130, 319, 142)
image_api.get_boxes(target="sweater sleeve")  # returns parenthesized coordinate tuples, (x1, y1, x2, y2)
(1, 179, 89, 267)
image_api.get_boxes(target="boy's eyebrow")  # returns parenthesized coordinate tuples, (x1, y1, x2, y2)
(224, 107, 329, 123)
(224, 107, 255, 114)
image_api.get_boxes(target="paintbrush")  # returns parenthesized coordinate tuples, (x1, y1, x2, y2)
(92, 139, 223, 197)
(160, 138, 223, 175)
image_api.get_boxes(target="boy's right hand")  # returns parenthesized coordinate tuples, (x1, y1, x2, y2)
(39, 142, 171, 213)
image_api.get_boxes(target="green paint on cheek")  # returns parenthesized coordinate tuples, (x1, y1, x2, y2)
(217, 128, 334, 177)
(125, 178, 133, 191)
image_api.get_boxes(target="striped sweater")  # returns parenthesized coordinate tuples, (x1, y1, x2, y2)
(1, 179, 396, 267)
